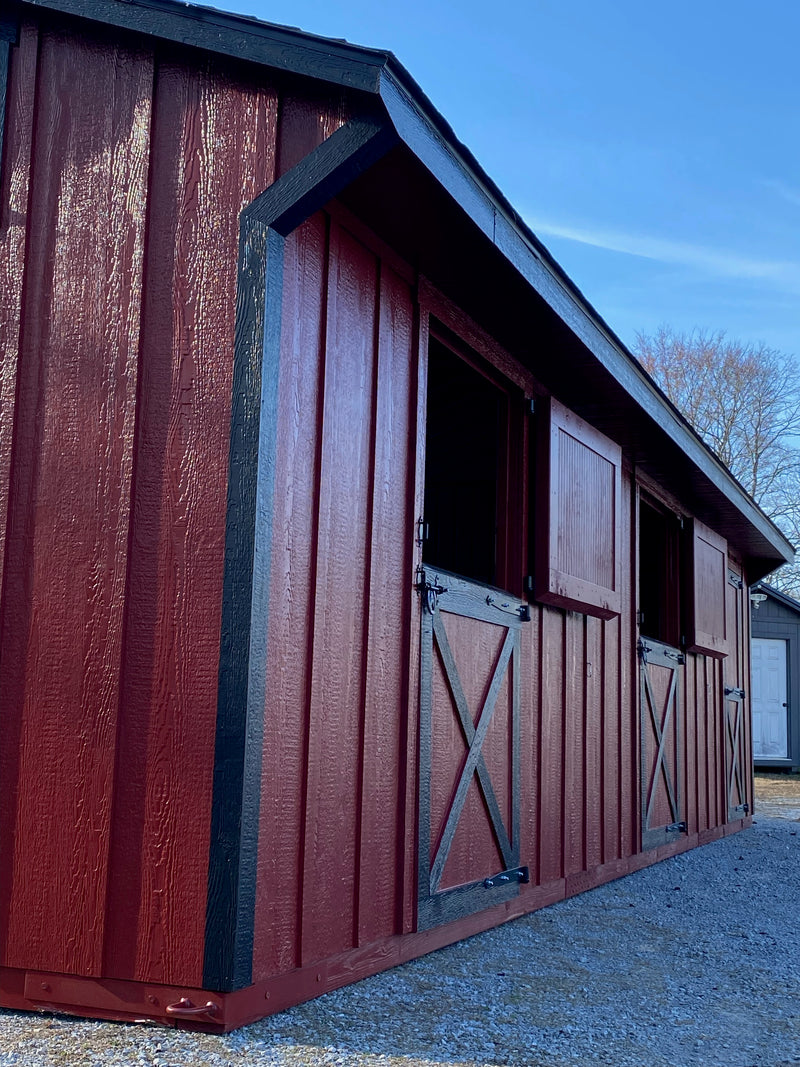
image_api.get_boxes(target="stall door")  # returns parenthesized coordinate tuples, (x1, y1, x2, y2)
(417, 566, 529, 930)
(752, 638, 788, 759)
(723, 685, 748, 819)
(640, 638, 686, 849)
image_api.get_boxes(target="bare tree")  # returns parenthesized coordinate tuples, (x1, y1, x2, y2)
(634, 326, 800, 593)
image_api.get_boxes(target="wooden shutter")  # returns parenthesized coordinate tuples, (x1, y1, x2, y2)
(535, 396, 621, 620)
(686, 519, 728, 657)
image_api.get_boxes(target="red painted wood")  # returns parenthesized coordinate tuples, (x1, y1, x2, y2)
(538, 608, 565, 883)
(0, 24, 153, 976)
(687, 520, 728, 657)
(102, 55, 278, 985)
(584, 615, 602, 870)
(521, 607, 541, 886)
(0, 21, 38, 601)
(0, 20, 40, 974)
(253, 214, 328, 980)
(563, 610, 584, 875)
(618, 483, 636, 860)
(275, 86, 353, 176)
(685, 653, 698, 835)
(0, 10, 759, 1017)
(602, 612, 620, 862)
(356, 264, 415, 946)
(699, 657, 712, 832)
(536, 398, 622, 619)
(299, 221, 379, 963)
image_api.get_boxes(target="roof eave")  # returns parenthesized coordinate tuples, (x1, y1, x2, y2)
(18, 0, 795, 568)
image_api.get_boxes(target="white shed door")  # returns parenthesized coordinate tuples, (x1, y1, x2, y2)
(752, 638, 788, 759)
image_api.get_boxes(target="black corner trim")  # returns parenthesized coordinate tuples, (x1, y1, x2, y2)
(203, 115, 396, 992)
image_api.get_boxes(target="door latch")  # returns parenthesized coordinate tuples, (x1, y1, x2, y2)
(417, 574, 447, 614)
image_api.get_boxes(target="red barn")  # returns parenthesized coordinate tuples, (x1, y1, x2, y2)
(0, 0, 792, 1030)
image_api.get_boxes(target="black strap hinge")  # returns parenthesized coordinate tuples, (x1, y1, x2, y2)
(484, 866, 529, 889)
(665, 821, 687, 834)
(724, 685, 745, 700)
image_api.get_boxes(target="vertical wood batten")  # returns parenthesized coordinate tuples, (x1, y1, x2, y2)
(356, 264, 415, 947)
(0, 24, 153, 975)
(0, 18, 39, 967)
(299, 223, 377, 963)
(252, 215, 327, 981)
(99, 59, 278, 989)
(0, 18, 36, 663)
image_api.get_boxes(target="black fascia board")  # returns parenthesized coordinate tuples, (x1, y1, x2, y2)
(19, 0, 794, 566)
(21, 0, 388, 91)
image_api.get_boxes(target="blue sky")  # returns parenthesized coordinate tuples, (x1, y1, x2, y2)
(232, 0, 800, 356)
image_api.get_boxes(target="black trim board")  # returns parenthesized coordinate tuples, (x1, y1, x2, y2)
(23, 0, 387, 91)
(203, 113, 397, 992)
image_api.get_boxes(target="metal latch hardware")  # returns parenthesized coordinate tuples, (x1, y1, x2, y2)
(417, 575, 448, 614)
(165, 997, 218, 1019)
(665, 821, 687, 834)
(486, 595, 530, 622)
(724, 685, 746, 700)
(484, 866, 529, 889)
(663, 648, 685, 665)
(728, 572, 744, 589)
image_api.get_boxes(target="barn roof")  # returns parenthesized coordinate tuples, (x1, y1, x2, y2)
(18, 0, 795, 579)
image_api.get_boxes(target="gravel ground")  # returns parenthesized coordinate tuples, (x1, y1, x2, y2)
(1, 776, 798, 1067)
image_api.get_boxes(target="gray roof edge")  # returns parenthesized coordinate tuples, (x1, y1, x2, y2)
(18, 0, 795, 564)
(754, 582, 800, 614)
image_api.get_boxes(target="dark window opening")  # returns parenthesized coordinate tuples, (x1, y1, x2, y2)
(639, 496, 681, 648)
(423, 336, 508, 588)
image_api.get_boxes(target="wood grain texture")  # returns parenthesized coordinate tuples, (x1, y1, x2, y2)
(253, 214, 328, 980)
(0, 21, 37, 597)
(101, 53, 278, 986)
(538, 608, 565, 883)
(0, 23, 153, 975)
(276, 86, 353, 177)
(299, 221, 378, 964)
(536, 397, 622, 619)
(356, 264, 415, 946)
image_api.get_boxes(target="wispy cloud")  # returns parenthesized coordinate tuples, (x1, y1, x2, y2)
(524, 214, 800, 291)
(763, 178, 800, 208)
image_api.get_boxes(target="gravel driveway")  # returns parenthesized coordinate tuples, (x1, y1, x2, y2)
(1, 777, 798, 1067)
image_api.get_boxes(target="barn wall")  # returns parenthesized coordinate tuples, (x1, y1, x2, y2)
(251, 202, 752, 986)
(0, 10, 355, 986)
(0, 4, 756, 1009)
(252, 209, 418, 980)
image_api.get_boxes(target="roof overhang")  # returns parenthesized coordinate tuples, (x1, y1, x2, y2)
(17, 0, 795, 579)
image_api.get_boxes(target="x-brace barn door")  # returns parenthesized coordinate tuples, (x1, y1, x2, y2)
(639, 638, 687, 850)
(417, 565, 529, 931)
(724, 685, 749, 821)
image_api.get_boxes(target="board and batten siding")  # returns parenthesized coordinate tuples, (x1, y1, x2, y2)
(249, 207, 754, 990)
(0, 4, 755, 1014)
(0, 9, 354, 987)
